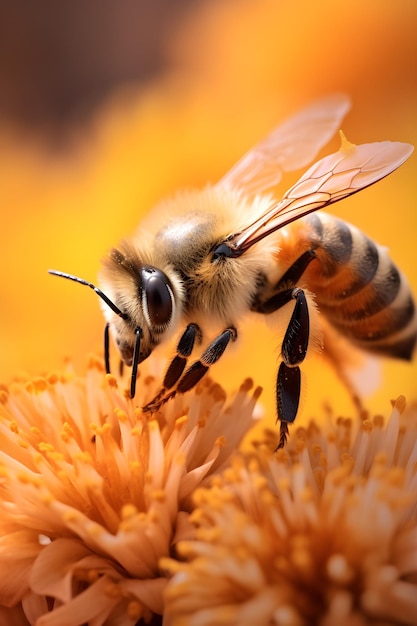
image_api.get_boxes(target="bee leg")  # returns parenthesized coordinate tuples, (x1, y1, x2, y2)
(275, 287, 310, 451)
(252, 251, 316, 449)
(143, 323, 202, 412)
(176, 327, 237, 393)
(274, 249, 317, 291)
(163, 323, 203, 389)
(144, 327, 237, 411)
(253, 286, 308, 449)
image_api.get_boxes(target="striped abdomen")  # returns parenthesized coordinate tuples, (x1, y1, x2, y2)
(298, 212, 417, 360)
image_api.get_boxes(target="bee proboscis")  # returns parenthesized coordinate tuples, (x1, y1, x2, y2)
(50, 94, 415, 449)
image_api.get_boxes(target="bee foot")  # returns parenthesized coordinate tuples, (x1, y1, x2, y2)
(142, 390, 176, 413)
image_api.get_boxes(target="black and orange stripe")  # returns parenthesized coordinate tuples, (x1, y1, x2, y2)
(299, 212, 417, 360)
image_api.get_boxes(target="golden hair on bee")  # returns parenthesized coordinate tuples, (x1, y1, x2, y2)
(49, 94, 415, 450)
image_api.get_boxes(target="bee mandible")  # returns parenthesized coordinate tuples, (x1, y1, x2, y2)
(50, 94, 415, 449)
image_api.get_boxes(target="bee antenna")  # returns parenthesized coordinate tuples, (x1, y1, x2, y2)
(48, 269, 128, 320)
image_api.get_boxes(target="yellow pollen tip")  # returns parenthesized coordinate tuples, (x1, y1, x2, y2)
(127, 601, 142, 620)
(106, 374, 118, 388)
(373, 415, 384, 428)
(373, 451, 388, 465)
(311, 443, 322, 455)
(253, 385, 263, 400)
(46, 372, 59, 385)
(38, 442, 56, 453)
(392, 395, 406, 413)
(9, 420, 19, 433)
(361, 419, 373, 433)
(192, 488, 213, 507)
(247, 458, 259, 473)
(159, 557, 182, 574)
(86, 569, 99, 583)
(63, 510, 81, 523)
(211, 385, 227, 403)
(223, 467, 239, 483)
(121, 504, 138, 519)
(88, 354, 105, 371)
(60, 432, 70, 444)
(114, 408, 128, 422)
(240, 378, 254, 392)
(215, 435, 227, 448)
(152, 490, 166, 502)
(73, 451, 94, 465)
(301, 486, 314, 502)
(175, 415, 188, 429)
(104, 582, 122, 599)
(47, 450, 65, 463)
(148, 510, 160, 524)
(17, 472, 41, 486)
(177, 541, 198, 558)
(25, 377, 49, 394)
(253, 475, 268, 490)
(197, 526, 223, 543)
(275, 448, 289, 462)
(95, 423, 112, 437)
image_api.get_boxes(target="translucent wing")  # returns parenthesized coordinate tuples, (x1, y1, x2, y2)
(218, 94, 351, 196)
(231, 137, 414, 253)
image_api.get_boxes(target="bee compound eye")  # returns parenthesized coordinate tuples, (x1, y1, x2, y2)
(143, 268, 173, 327)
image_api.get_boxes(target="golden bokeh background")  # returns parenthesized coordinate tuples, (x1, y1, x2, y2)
(1, 0, 416, 427)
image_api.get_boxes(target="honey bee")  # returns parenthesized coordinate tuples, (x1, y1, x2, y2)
(50, 94, 416, 449)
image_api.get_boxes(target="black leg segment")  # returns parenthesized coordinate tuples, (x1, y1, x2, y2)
(163, 323, 202, 389)
(251, 250, 315, 450)
(176, 362, 209, 393)
(274, 249, 316, 291)
(277, 363, 301, 424)
(276, 287, 310, 450)
(143, 326, 237, 412)
(176, 327, 237, 393)
(281, 288, 309, 366)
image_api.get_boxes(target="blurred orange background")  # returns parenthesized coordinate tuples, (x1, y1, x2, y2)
(1, 0, 416, 427)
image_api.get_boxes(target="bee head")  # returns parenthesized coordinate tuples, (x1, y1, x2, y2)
(49, 242, 183, 398)
(98, 242, 182, 366)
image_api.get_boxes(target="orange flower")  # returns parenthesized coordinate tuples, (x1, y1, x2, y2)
(163, 397, 417, 626)
(0, 358, 261, 625)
